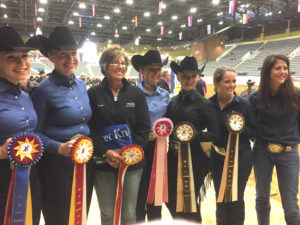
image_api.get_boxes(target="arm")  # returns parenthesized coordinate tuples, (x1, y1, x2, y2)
(0, 138, 11, 159)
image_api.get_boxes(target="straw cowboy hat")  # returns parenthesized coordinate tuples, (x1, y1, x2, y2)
(131, 50, 168, 71)
(170, 56, 206, 75)
(28, 26, 81, 56)
(0, 26, 35, 52)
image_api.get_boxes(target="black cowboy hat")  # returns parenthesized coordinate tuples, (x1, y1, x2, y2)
(28, 26, 81, 56)
(131, 50, 168, 71)
(170, 56, 206, 75)
(0, 26, 35, 52)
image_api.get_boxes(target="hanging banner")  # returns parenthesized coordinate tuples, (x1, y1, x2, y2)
(179, 32, 182, 40)
(158, 1, 163, 15)
(188, 16, 192, 27)
(243, 13, 248, 24)
(92, 2, 96, 16)
(207, 24, 212, 34)
(229, 0, 236, 14)
(134, 16, 138, 27)
(160, 26, 164, 35)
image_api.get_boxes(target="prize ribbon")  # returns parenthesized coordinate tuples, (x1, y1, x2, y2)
(174, 122, 197, 213)
(217, 112, 245, 203)
(113, 145, 143, 225)
(4, 133, 43, 225)
(147, 118, 173, 206)
(68, 136, 93, 225)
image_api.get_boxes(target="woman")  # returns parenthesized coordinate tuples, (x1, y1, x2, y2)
(249, 54, 300, 225)
(210, 67, 257, 225)
(166, 56, 220, 222)
(30, 26, 92, 225)
(88, 45, 150, 225)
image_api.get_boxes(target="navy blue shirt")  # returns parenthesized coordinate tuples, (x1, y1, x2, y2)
(30, 70, 92, 153)
(249, 91, 300, 145)
(0, 78, 37, 145)
(210, 93, 257, 150)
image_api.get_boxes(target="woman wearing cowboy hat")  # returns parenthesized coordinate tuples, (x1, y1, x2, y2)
(209, 67, 257, 225)
(29, 26, 92, 225)
(166, 56, 220, 222)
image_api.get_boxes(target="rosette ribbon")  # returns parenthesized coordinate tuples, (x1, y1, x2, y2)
(147, 118, 173, 206)
(4, 133, 43, 225)
(113, 145, 144, 225)
(217, 112, 245, 203)
(68, 136, 93, 225)
(174, 122, 197, 213)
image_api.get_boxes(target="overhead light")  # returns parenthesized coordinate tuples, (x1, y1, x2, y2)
(126, 0, 133, 5)
(97, 23, 103, 28)
(38, 8, 45, 13)
(144, 12, 150, 17)
(217, 12, 223, 16)
(68, 20, 74, 25)
(181, 24, 186, 28)
(73, 12, 79, 16)
(135, 38, 139, 45)
(219, 21, 223, 25)
(0, 4, 7, 8)
(79, 3, 86, 9)
(122, 26, 128, 30)
(37, 17, 43, 22)
(30, 34, 34, 37)
(36, 27, 42, 35)
(108, 39, 112, 43)
(239, 19, 243, 23)
(3, 14, 7, 18)
(157, 37, 162, 41)
(197, 18, 202, 23)
(91, 32, 96, 36)
(168, 30, 172, 34)
(172, 15, 178, 20)
(40, 0, 48, 4)
(162, 3, 167, 9)
(157, 21, 163, 25)
(104, 15, 110, 20)
(278, 11, 282, 14)
(212, 0, 220, 5)
(138, 36, 141, 39)
(132, 19, 135, 23)
(114, 8, 120, 13)
(146, 28, 151, 32)
(190, 7, 197, 13)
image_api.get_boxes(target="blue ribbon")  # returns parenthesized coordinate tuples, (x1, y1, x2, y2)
(98, 124, 132, 150)
(11, 167, 30, 225)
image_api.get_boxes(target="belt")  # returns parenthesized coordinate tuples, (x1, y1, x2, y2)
(212, 144, 226, 156)
(258, 139, 297, 153)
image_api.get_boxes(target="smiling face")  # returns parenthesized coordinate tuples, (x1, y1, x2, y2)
(140, 65, 162, 86)
(214, 71, 236, 98)
(269, 59, 288, 89)
(48, 49, 78, 76)
(106, 55, 127, 81)
(177, 72, 198, 91)
(0, 51, 31, 84)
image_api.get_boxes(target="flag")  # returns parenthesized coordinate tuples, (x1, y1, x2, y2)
(33, 18, 36, 29)
(79, 17, 82, 27)
(179, 32, 182, 40)
(92, 2, 96, 16)
(298, 0, 300, 12)
(188, 16, 192, 27)
(160, 26, 164, 35)
(158, 1, 163, 15)
(134, 16, 138, 27)
(34, 3, 37, 17)
(115, 29, 119, 38)
(229, 0, 236, 14)
(243, 13, 248, 24)
(207, 24, 211, 34)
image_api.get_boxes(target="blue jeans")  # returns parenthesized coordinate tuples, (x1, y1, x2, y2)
(254, 142, 300, 225)
(94, 168, 143, 225)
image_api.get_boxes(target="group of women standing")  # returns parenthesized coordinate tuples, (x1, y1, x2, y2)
(0, 24, 299, 225)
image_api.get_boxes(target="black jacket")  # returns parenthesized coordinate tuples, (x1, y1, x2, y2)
(88, 78, 151, 171)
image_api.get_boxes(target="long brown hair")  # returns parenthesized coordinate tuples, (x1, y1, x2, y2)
(258, 54, 298, 110)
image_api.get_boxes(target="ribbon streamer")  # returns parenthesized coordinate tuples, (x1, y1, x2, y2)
(68, 136, 93, 225)
(114, 145, 144, 225)
(147, 118, 173, 206)
(4, 133, 43, 225)
(217, 112, 245, 203)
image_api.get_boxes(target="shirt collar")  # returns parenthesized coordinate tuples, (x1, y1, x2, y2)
(210, 92, 240, 105)
(138, 82, 161, 96)
(50, 70, 76, 86)
(178, 89, 199, 101)
(0, 78, 22, 94)
(101, 77, 129, 89)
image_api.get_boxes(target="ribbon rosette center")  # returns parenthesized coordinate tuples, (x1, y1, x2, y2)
(14, 138, 39, 161)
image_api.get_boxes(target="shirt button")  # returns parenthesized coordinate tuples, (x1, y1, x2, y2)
(74, 96, 78, 100)
(21, 107, 25, 110)
(80, 126, 84, 129)
(82, 117, 85, 121)
(15, 96, 18, 99)
(80, 106, 83, 110)
(69, 87, 72, 90)
(26, 120, 29, 123)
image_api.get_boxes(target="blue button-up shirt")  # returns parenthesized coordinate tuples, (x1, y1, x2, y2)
(30, 70, 92, 153)
(0, 79, 37, 145)
(138, 82, 170, 125)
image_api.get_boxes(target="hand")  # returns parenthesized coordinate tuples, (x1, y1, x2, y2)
(0, 138, 12, 159)
(106, 150, 123, 168)
(57, 140, 75, 157)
